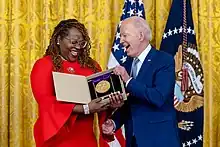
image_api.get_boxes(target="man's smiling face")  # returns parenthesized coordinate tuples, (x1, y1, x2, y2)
(120, 22, 142, 58)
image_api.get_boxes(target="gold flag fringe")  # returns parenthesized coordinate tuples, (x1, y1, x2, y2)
(175, 95, 203, 112)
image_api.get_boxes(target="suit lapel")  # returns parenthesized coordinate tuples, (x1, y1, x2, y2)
(136, 48, 157, 79)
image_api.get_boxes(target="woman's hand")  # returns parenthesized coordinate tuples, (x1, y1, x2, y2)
(109, 91, 124, 109)
(88, 98, 109, 113)
(88, 91, 127, 113)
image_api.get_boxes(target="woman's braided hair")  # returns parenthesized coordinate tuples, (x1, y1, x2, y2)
(44, 19, 99, 72)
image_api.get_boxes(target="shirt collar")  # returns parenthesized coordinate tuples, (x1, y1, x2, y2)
(136, 44, 151, 63)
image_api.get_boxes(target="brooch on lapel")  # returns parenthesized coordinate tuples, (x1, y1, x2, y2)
(67, 67, 75, 73)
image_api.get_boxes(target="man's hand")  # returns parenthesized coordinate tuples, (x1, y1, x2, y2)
(113, 65, 130, 83)
(102, 119, 115, 135)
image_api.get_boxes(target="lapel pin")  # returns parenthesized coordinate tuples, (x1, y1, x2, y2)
(67, 67, 75, 73)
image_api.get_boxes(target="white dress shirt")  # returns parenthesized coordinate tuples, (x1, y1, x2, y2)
(126, 44, 152, 86)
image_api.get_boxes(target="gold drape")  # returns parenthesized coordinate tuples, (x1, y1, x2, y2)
(0, 0, 219, 147)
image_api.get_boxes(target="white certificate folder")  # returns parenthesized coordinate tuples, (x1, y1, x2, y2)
(52, 68, 127, 104)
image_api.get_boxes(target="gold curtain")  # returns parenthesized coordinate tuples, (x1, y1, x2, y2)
(0, 0, 219, 147)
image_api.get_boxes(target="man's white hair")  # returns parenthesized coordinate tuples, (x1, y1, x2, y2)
(126, 16, 152, 41)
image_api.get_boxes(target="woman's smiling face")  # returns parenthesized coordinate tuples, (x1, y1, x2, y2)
(58, 27, 87, 62)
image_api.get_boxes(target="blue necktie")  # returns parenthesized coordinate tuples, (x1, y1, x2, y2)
(131, 58, 139, 78)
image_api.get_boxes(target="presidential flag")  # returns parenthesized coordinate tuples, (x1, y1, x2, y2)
(160, 0, 204, 146)
(107, 0, 146, 147)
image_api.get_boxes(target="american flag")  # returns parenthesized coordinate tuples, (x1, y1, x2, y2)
(107, 0, 146, 147)
(108, 0, 146, 69)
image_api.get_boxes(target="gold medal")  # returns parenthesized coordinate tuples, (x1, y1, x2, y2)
(95, 80, 110, 93)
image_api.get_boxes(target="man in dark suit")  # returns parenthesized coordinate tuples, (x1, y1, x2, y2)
(102, 16, 180, 147)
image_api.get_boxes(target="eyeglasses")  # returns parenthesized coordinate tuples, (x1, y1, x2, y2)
(64, 37, 88, 49)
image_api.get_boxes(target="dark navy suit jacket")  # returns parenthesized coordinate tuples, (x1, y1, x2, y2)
(112, 47, 180, 147)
